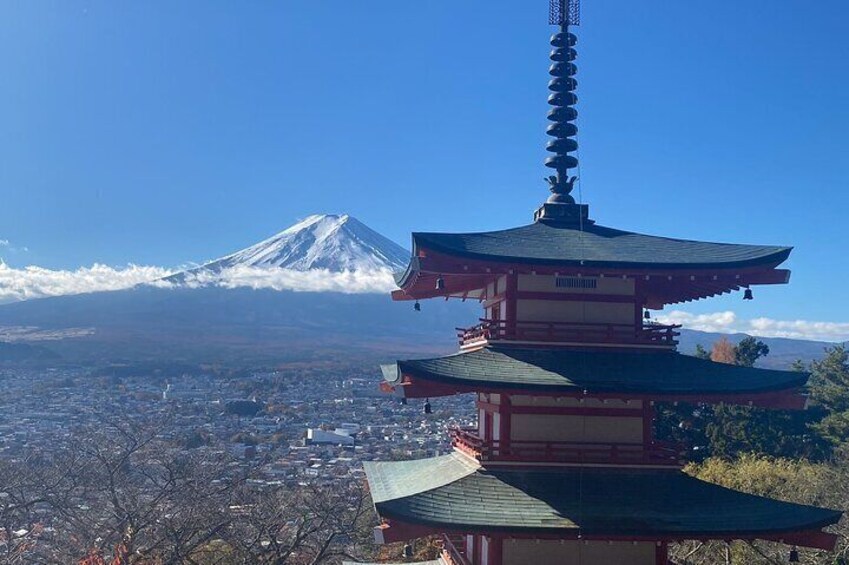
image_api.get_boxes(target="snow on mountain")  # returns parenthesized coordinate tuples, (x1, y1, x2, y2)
(163, 214, 410, 293)
(204, 214, 408, 273)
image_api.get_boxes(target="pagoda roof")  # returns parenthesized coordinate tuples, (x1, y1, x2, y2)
(364, 453, 841, 541)
(403, 221, 790, 276)
(384, 347, 807, 403)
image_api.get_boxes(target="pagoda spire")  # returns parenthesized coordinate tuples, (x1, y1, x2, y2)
(536, 0, 589, 225)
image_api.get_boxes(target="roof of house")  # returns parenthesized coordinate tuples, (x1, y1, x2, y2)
(364, 453, 841, 537)
(385, 346, 807, 395)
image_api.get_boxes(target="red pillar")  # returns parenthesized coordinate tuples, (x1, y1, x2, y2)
(642, 401, 655, 447)
(487, 535, 503, 565)
(655, 541, 669, 564)
(505, 273, 518, 338)
(500, 395, 512, 456)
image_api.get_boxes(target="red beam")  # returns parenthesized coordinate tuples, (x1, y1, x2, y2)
(477, 399, 645, 418)
(763, 530, 839, 551)
(375, 517, 837, 551)
(514, 291, 637, 303)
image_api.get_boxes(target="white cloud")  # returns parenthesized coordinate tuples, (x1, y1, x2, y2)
(655, 310, 849, 343)
(0, 263, 173, 304)
(169, 266, 399, 294)
(0, 263, 397, 304)
(0, 239, 9, 247)
(655, 310, 739, 334)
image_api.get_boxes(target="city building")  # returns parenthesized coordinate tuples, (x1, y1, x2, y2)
(362, 1, 842, 564)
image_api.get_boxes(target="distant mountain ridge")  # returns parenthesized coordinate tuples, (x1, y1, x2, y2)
(167, 214, 407, 284)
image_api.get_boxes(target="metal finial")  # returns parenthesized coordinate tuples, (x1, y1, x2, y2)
(535, 0, 589, 224)
(544, 0, 580, 203)
(550, 0, 581, 27)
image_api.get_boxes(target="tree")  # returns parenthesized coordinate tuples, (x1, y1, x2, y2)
(734, 336, 770, 368)
(671, 453, 849, 564)
(710, 337, 737, 364)
(808, 345, 849, 446)
(695, 344, 712, 360)
(659, 336, 819, 461)
(0, 414, 381, 564)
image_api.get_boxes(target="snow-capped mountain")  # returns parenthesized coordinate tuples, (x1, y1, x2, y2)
(169, 214, 409, 283)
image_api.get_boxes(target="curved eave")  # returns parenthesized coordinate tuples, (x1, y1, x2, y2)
(410, 223, 792, 270)
(364, 454, 842, 549)
(393, 251, 792, 306)
(381, 348, 809, 408)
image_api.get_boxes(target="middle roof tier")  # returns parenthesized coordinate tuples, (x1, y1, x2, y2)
(381, 346, 807, 408)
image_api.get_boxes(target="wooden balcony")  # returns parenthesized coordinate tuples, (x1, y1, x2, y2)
(450, 427, 684, 467)
(441, 534, 472, 565)
(457, 319, 681, 349)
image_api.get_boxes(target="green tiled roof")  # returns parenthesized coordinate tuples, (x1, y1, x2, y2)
(364, 454, 841, 537)
(387, 347, 807, 395)
(409, 222, 791, 270)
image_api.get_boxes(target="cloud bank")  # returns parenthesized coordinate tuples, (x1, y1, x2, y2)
(0, 262, 398, 304)
(172, 266, 399, 294)
(2, 263, 845, 342)
(656, 310, 849, 343)
(0, 263, 173, 304)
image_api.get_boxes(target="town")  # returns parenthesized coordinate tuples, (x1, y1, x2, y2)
(0, 363, 476, 485)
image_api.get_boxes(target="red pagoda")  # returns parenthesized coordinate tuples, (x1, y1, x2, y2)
(360, 2, 842, 564)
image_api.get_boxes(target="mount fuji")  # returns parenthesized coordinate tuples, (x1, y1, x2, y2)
(170, 214, 408, 281)
(0, 214, 471, 364)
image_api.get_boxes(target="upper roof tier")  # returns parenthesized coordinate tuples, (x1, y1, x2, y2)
(393, 218, 792, 305)
(410, 221, 790, 270)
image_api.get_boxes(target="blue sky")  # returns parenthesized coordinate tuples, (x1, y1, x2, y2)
(1, 1, 848, 334)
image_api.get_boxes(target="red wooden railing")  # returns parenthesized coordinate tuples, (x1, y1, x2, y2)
(441, 534, 472, 565)
(450, 427, 683, 467)
(457, 319, 680, 348)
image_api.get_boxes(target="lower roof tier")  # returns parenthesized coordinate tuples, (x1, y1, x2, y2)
(382, 346, 808, 407)
(364, 453, 841, 548)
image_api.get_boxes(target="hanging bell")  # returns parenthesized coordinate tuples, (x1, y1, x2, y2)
(424, 399, 432, 415)
(414, 301, 421, 312)
(644, 310, 651, 320)
(435, 276, 445, 290)
(789, 547, 799, 562)
(743, 288, 754, 300)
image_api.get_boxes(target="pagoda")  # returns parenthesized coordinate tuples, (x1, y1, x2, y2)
(361, 2, 842, 564)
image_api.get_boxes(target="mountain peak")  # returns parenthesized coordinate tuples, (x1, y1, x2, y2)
(187, 214, 409, 275)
